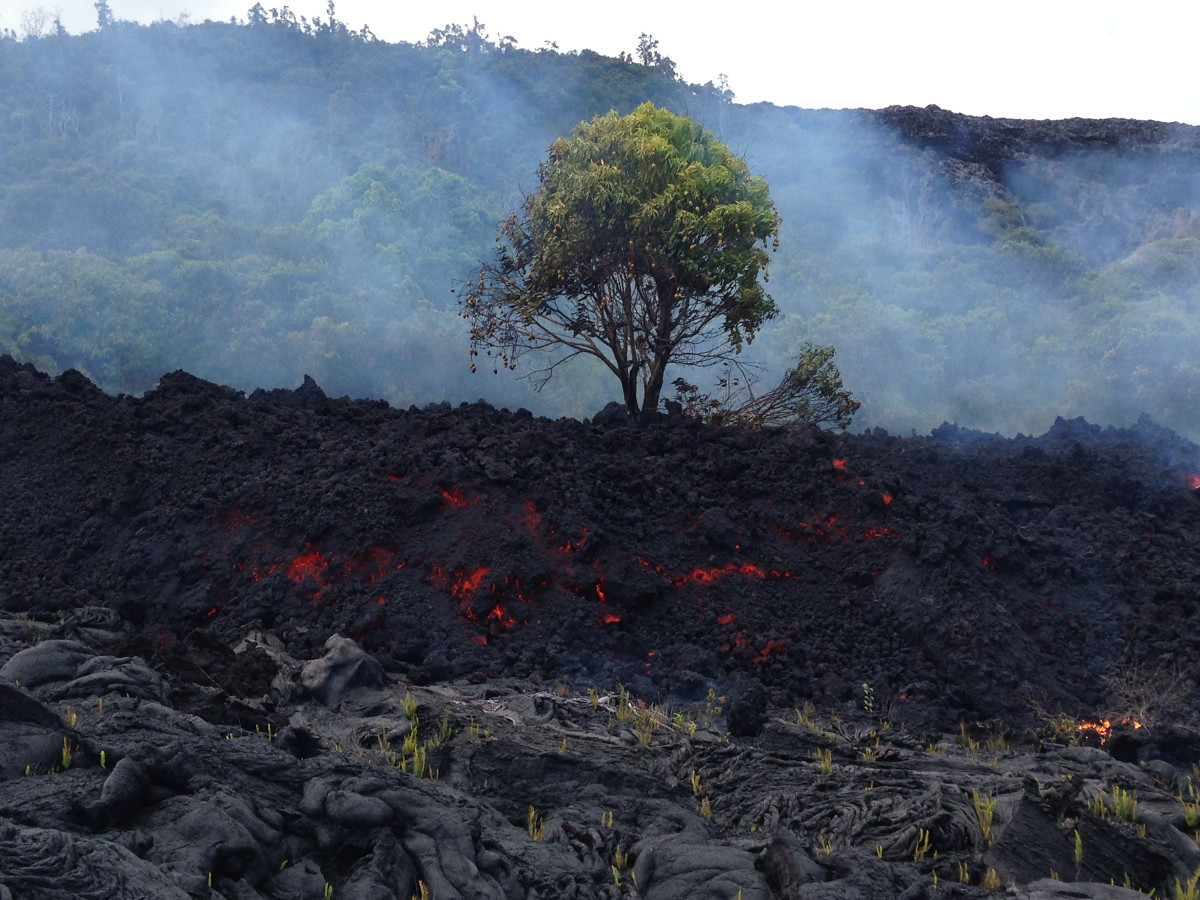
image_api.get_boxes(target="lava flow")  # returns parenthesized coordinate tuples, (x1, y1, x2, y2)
(7, 357, 1200, 752)
(1077, 717, 1144, 745)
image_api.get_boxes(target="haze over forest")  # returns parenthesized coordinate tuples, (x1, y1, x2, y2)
(2, 9, 1199, 439)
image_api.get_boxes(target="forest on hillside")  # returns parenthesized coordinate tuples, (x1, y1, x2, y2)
(1, 9, 1199, 437)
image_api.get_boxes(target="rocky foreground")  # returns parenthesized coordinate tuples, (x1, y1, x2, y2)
(3, 625, 1200, 900)
(2, 356, 1200, 898)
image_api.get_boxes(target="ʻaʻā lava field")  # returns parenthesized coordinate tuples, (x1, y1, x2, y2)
(3, 354, 1200, 899)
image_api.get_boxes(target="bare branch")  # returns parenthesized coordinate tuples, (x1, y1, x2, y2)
(671, 343, 860, 431)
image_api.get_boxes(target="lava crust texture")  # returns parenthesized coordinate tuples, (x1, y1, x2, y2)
(2, 356, 1200, 898)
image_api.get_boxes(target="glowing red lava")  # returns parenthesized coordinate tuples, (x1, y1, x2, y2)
(431, 565, 491, 600)
(438, 485, 477, 508)
(637, 557, 790, 584)
(675, 562, 770, 585)
(754, 639, 789, 663)
(862, 526, 901, 540)
(1078, 717, 1142, 744)
(286, 549, 328, 585)
(558, 528, 591, 552)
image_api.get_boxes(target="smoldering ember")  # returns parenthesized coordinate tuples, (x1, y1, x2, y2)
(1, 355, 1200, 899)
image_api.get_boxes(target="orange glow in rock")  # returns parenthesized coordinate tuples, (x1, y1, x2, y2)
(286, 550, 328, 585)
(754, 639, 789, 663)
(431, 565, 491, 600)
(438, 485, 477, 508)
(1078, 717, 1142, 744)
(637, 556, 791, 584)
(862, 526, 901, 540)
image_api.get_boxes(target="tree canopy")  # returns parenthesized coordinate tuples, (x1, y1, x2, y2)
(3, 21, 1199, 437)
(461, 102, 781, 417)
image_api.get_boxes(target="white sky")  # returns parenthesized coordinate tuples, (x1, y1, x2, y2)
(11, 0, 1200, 125)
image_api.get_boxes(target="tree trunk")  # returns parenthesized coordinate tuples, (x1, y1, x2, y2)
(639, 281, 675, 420)
(640, 361, 666, 421)
(622, 375, 640, 418)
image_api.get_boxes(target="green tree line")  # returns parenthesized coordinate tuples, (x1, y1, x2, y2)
(0, 15, 1197, 435)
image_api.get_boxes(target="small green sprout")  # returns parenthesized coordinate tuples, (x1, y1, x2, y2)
(527, 805, 547, 841)
(402, 727, 419, 756)
(1111, 784, 1138, 822)
(913, 828, 932, 861)
(972, 789, 996, 845)
(1174, 865, 1200, 900)
(815, 747, 833, 776)
(613, 844, 628, 869)
(1180, 785, 1200, 828)
(705, 688, 722, 717)
(958, 722, 979, 751)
